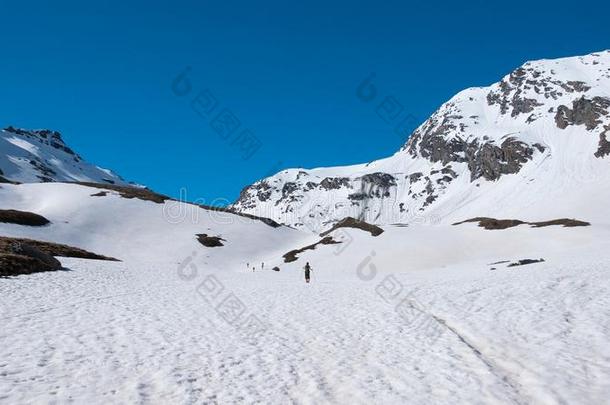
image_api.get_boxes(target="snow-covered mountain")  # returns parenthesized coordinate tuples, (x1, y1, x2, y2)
(0, 126, 127, 184)
(232, 50, 610, 232)
(2, 49, 610, 402)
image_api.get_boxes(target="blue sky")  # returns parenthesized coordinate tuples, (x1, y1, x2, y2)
(1, 0, 609, 203)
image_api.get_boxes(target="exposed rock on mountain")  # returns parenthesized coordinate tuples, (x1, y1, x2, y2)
(595, 127, 610, 158)
(555, 97, 610, 130)
(319, 217, 384, 237)
(0, 126, 127, 184)
(233, 50, 610, 232)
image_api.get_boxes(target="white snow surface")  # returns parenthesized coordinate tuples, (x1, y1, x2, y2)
(1, 182, 610, 404)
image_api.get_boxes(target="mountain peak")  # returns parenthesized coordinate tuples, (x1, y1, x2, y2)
(232, 50, 610, 232)
(1, 126, 127, 185)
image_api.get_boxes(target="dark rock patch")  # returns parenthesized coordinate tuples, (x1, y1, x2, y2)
(281, 182, 299, 197)
(74, 182, 170, 204)
(508, 258, 545, 267)
(283, 236, 340, 263)
(485, 67, 543, 117)
(488, 260, 510, 265)
(320, 177, 351, 190)
(196, 234, 225, 247)
(0, 209, 50, 226)
(466, 137, 537, 182)
(9, 242, 62, 270)
(594, 127, 610, 158)
(0, 254, 62, 277)
(360, 173, 397, 189)
(453, 217, 590, 230)
(0, 236, 119, 261)
(408, 172, 424, 183)
(90, 191, 109, 197)
(320, 217, 384, 237)
(236, 181, 273, 208)
(529, 218, 591, 228)
(0, 236, 119, 277)
(453, 217, 524, 230)
(347, 192, 368, 201)
(405, 111, 541, 182)
(555, 96, 610, 130)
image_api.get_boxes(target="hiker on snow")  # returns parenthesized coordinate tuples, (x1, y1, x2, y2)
(304, 262, 312, 283)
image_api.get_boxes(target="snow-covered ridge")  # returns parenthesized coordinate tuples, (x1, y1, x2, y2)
(0, 126, 127, 185)
(232, 50, 610, 232)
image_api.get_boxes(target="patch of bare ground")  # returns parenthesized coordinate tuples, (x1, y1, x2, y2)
(0, 254, 61, 276)
(196, 234, 225, 247)
(75, 182, 170, 203)
(76, 182, 282, 228)
(0, 236, 119, 277)
(320, 217, 384, 237)
(508, 258, 545, 267)
(0, 209, 50, 226)
(452, 217, 590, 230)
(283, 236, 340, 263)
(0, 236, 119, 261)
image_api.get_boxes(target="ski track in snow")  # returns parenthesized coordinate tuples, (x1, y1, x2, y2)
(2, 257, 609, 404)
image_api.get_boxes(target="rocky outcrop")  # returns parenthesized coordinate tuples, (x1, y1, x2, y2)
(1, 126, 127, 184)
(319, 217, 384, 237)
(555, 97, 610, 130)
(465, 137, 540, 181)
(4, 127, 79, 157)
(196, 234, 225, 247)
(0, 236, 121, 277)
(595, 127, 610, 158)
(0, 209, 50, 226)
(359, 173, 396, 197)
(320, 177, 351, 190)
(407, 117, 543, 182)
(282, 236, 340, 263)
(9, 242, 62, 270)
(453, 217, 590, 230)
(232, 51, 610, 232)
(485, 67, 543, 117)
(236, 181, 273, 209)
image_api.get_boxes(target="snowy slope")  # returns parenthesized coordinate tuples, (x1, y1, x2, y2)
(232, 50, 610, 232)
(2, 50, 610, 404)
(0, 182, 301, 266)
(1, 182, 610, 403)
(0, 127, 127, 184)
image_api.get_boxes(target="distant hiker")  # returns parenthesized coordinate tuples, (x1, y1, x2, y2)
(261, 262, 265, 270)
(304, 262, 312, 283)
(247, 262, 250, 270)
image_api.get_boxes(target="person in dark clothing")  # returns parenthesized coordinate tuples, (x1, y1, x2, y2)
(304, 262, 312, 283)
